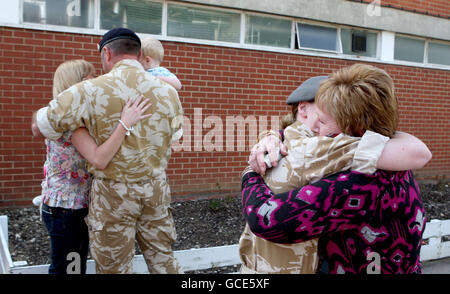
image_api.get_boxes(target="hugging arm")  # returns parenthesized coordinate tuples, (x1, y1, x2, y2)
(241, 171, 377, 243)
(376, 131, 432, 170)
(248, 131, 287, 175)
(31, 111, 44, 138)
(71, 96, 151, 170)
(249, 130, 432, 175)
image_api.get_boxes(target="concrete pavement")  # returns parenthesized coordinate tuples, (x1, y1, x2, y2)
(422, 257, 450, 274)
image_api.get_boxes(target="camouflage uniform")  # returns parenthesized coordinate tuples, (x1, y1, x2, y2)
(239, 121, 389, 274)
(36, 59, 184, 274)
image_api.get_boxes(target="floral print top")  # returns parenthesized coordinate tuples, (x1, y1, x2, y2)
(41, 131, 92, 209)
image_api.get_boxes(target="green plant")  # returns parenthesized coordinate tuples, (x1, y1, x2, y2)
(209, 198, 221, 211)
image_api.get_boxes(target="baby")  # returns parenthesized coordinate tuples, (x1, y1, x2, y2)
(139, 37, 182, 91)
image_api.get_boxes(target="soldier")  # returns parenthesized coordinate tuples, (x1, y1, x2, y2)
(240, 66, 432, 273)
(32, 28, 184, 274)
(239, 75, 392, 274)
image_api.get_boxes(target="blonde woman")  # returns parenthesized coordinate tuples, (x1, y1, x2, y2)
(38, 60, 151, 274)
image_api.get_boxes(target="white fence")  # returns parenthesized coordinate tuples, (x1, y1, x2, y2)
(1, 215, 449, 274)
(420, 219, 450, 262)
(0, 216, 14, 274)
(9, 244, 241, 274)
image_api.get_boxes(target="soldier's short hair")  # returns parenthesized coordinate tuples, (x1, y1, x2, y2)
(106, 38, 141, 57)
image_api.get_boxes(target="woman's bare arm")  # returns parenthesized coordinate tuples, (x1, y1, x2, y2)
(71, 96, 151, 170)
(377, 131, 432, 170)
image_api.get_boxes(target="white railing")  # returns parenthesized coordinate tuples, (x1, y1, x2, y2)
(0, 216, 14, 274)
(420, 219, 450, 262)
(1, 215, 449, 274)
(8, 244, 241, 274)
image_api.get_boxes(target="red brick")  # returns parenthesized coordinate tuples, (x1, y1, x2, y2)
(0, 26, 449, 208)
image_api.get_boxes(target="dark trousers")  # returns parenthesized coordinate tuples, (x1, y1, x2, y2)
(42, 204, 89, 274)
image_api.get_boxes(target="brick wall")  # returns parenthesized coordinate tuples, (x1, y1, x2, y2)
(1, 26, 449, 209)
(356, 0, 450, 18)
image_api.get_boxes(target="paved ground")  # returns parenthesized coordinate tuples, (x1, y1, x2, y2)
(422, 257, 450, 274)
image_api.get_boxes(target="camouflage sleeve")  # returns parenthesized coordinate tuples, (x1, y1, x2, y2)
(169, 89, 184, 142)
(36, 84, 90, 140)
(301, 132, 388, 184)
(301, 134, 360, 184)
(352, 130, 389, 173)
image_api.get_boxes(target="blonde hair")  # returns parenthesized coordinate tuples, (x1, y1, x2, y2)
(316, 63, 398, 138)
(141, 37, 164, 64)
(53, 60, 95, 97)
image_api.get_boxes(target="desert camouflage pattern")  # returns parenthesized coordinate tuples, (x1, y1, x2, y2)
(36, 59, 183, 274)
(36, 59, 183, 183)
(87, 176, 182, 274)
(239, 121, 389, 274)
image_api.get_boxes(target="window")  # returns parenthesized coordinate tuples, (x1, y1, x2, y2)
(245, 14, 291, 48)
(23, 0, 94, 28)
(428, 42, 450, 66)
(394, 36, 425, 63)
(341, 28, 377, 58)
(297, 23, 339, 52)
(19, 1, 450, 68)
(167, 4, 240, 43)
(100, 0, 162, 35)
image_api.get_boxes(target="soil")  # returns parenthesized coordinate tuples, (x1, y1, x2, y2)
(1, 179, 449, 274)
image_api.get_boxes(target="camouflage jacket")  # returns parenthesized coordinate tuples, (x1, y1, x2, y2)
(239, 121, 389, 273)
(36, 59, 183, 183)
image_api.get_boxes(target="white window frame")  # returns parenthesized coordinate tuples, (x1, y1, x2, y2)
(165, 0, 242, 44)
(2, 0, 448, 71)
(98, 0, 164, 34)
(243, 11, 293, 49)
(338, 25, 381, 59)
(424, 39, 430, 66)
(393, 33, 427, 64)
(426, 39, 450, 66)
(296, 20, 342, 54)
(21, 0, 99, 32)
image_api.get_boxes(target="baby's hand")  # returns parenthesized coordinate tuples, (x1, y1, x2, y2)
(121, 95, 152, 127)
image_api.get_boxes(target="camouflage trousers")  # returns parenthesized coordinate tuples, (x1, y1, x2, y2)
(86, 175, 183, 274)
(239, 224, 319, 274)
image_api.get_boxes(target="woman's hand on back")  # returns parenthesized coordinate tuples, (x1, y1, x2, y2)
(120, 95, 152, 128)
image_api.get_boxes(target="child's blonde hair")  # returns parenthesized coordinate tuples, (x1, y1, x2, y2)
(53, 60, 95, 97)
(141, 37, 164, 64)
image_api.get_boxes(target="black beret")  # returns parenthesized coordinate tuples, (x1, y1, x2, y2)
(98, 27, 141, 52)
(286, 76, 328, 104)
